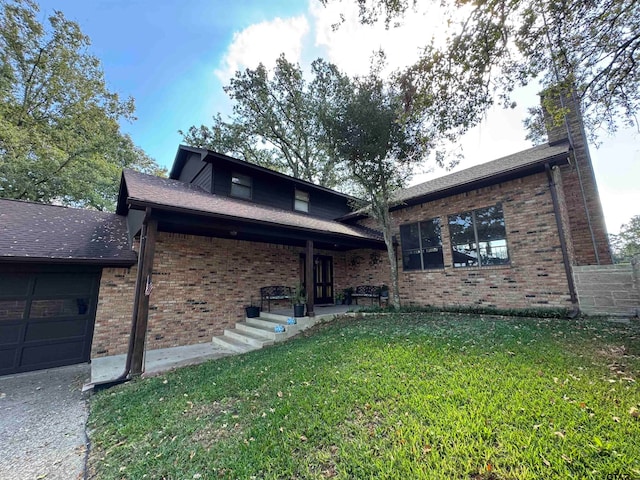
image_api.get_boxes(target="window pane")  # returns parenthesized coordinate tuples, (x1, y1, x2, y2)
(294, 199, 309, 212)
(30, 297, 91, 318)
(294, 191, 309, 213)
(0, 300, 26, 321)
(476, 204, 509, 265)
(400, 223, 422, 270)
(230, 183, 251, 199)
(420, 219, 444, 268)
(231, 173, 252, 199)
(449, 212, 478, 267)
(231, 173, 251, 187)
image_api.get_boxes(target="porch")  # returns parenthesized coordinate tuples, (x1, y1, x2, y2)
(88, 304, 361, 388)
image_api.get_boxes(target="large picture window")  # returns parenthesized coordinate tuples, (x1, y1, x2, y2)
(448, 204, 509, 267)
(400, 218, 444, 271)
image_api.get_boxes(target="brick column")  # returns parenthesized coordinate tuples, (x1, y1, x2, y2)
(541, 88, 612, 266)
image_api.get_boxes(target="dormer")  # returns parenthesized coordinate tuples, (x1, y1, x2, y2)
(168, 145, 355, 221)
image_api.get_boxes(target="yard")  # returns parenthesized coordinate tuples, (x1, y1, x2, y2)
(88, 313, 640, 479)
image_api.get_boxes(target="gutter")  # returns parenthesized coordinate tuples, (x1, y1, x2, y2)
(545, 163, 579, 310)
(0, 256, 136, 267)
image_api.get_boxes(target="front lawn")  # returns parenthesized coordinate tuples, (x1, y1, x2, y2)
(88, 314, 640, 479)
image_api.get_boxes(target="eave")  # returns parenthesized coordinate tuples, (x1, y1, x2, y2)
(126, 198, 385, 251)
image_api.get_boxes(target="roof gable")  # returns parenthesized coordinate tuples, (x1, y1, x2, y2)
(170, 145, 358, 201)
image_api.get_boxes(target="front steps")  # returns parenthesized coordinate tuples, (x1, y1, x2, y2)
(212, 312, 315, 353)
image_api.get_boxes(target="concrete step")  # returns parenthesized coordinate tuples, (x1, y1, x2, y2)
(236, 321, 289, 341)
(247, 316, 292, 329)
(211, 334, 258, 353)
(249, 317, 302, 336)
(224, 328, 274, 348)
(257, 311, 293, 322)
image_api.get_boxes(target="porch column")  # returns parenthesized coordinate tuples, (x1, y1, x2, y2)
(130, 215, 158, 376)
(305, 239, 315, 317)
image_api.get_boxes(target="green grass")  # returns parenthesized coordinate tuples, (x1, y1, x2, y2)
(88, 314, 640, 479)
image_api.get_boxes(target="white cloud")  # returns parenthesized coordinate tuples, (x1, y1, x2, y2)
(215, 16, 310, 83)
(210, 2, 637, 231)
(309, 0, 454, 77)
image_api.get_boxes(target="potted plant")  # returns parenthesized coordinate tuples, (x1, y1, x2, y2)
(292, 284, 306, 317)
(245, 298, 260, 318)
(335, 291, 345, 305)
(343, 287, 354, 305)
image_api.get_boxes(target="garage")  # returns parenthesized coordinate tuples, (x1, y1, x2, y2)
(0, 198, 137, 376)
(0, 267, 101, 376)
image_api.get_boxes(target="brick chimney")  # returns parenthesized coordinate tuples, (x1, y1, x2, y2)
(541, 87, 612, 265)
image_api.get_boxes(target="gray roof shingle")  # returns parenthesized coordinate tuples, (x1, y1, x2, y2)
(395, 141, 570, 203)
(123, 170, 383, 242)
(0, 199, 136, 265)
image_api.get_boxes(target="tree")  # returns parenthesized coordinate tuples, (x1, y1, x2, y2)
(322, 0, 640, 144)
(330, 61, 431, 309)
(0, 0, 165, 211)
(610, 215, 640, 264)
(181, 55, 349, 189)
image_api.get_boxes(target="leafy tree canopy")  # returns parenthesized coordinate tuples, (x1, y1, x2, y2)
(610, 215, 640, 264)
(328, 56, 433, 308)
(322, 0, 640, 144)
(181, 54, 350, 190)
(0, 0, 166, 211)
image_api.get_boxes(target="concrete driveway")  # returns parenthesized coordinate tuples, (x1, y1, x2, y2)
(0, 364, 91, 480)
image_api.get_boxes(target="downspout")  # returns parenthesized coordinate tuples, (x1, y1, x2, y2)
(92, 207, 152, 391)
(545, 163, 579, 311)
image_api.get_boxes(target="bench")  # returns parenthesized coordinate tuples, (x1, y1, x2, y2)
(260, 285, 292, 312)
(351, 285, 381, 305)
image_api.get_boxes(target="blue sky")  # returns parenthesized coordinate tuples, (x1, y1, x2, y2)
(38, 0, 639, 233)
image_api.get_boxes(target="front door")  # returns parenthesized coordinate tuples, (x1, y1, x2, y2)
(300, 255, 334, 305)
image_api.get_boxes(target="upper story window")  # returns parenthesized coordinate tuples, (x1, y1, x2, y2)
(448, 203, 510, 268)
(231, 172, 252, 200)
(294, 189, 309, 213)
(399, 217, 444, 271)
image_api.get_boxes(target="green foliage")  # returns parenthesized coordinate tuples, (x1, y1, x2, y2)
(610, 215, 640, 264)
(89, 314, 640, 479)
(357, 303, 572, 319)
(327, 0, 640, 144)
(181, 55, 350, 189)
(292, 283, 307, 305)
(328, 56, 433, 309)
(0, 0, 165, 210)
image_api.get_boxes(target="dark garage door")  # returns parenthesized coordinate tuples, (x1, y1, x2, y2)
(0, 267, 100, 376)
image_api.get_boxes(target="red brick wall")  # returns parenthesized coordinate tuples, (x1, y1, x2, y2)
(93, 266, 137, 357)
(350, 172, 573, 309)
(92, 234, 348, 357)
(92, 169, 577, 357)
(545, 92, 612, 265)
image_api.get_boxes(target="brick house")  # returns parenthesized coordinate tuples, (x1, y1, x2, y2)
(0, 95, 614, 376)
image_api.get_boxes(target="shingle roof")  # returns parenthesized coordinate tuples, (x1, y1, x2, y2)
(337, 141, 571, 221)
(122, 170, 383, 242)
(395, 141, 571, 203)
(0, 199, 137, 265)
